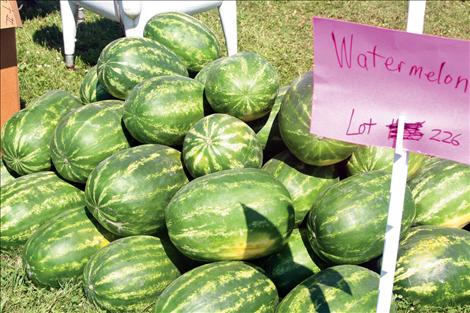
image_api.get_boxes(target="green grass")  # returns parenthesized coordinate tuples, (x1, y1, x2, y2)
(2, 1, 470, 312)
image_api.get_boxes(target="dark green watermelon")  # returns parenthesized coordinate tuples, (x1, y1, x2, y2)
(97, 37, 188, 99)
(144, 12, 221, 72)
(394, 226, 470, 307)
(277, 265, 396, 313)
(408, 159, 470, 228)
(166, 168, 294, 261)
(205, 52, 279, 122)
(153, 261, 278, 313)
(79, 65, 114, 104)
(182, 114, 263, 178)
(1, 90, 82, 175)
(307, 171, 415, 264)
(278, 71, 357, 166)
(50, 100, 130, 184)
(0, 156, 15, 187)
(123, 76, 204, 146)
(23, 207, 111, 287)
(85, 144, 188, 236)
(83, 236, 181, 313)
(1, 171, 84, 249)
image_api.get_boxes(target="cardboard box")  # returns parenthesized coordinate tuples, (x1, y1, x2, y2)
(1, 0, 22, 127)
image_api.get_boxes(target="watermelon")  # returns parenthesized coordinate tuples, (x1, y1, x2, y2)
(51, 100, 130, 184)
(1, 90, 82, 175)
(123, 76, 204, 146)
(307, 171, 415, 264)
(0, 156, 15, 187)
(85, 144, 188, 236)
(144, 12, 221, 72)
(83, 236, 181, 313)
(166, 168, 294, 261)
(79, 65, 114, 103)
(23, 207, 111, 287)
(97, 37, 188, 99)
(194, 57, 226, 85)
(408, 159, 470, 228)
(260, 228, 322, 296)
(347, 145, 427, 179)
(153, 261, 278, 313)
(262, 151, 339, 225)
(277, 265, 396, 313)
(394, 226, 470, 306)
(182, 114, 263, 178)
(1, 171, 84, 249)
(205, 52, 279, 122)
(278, 71, 357, 166)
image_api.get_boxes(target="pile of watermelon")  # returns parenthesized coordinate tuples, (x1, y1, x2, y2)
(1, 12, 469, 313)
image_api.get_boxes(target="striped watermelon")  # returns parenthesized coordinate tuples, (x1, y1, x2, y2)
(97, 37, 188, 99)
(166, 168, 294, 261)
(394, 226, 470, 306)
(1, 90, 82, 175)
(194, 57, 226, 85)
(123, 76, 204, 146)
(153, 261, 278, 313)
(51, 100, 130, 184)
(1, 171, 84, 249)
(347, 145, 427, 179)
(307, 171, 416, 264)
(85, 144, 188, 236)
(260, 228, 322, 296)
(182, 114, 263, 178)
(262, 151, 338, 225)
(144, 12, 221, 72)
(277, 265, 396, 313)
(205, 52, 279, 122)
(278, 71, 357, 166)
(0, 157, 15, 187)
(79, 65, 114, 104)
(23, 207, 111, 287)
(83, 236, 181, 313)
(408, 159, 470, 228)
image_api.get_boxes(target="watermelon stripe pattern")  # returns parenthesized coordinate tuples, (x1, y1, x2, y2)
(1, 171, 84, 249)
(51, 100, 130, 184)
(23, 207, 111, 287)
(166, 168, 294, 261)
(0, 157, 15, 187)
(194, 57, 227, 85)
(408, 159, 470, 228)
(1, 90, 82, 175)
(144, 12, 221, 72)
(182, 114, 263, 178)
(83, 236, 181, 313)
(97, 37, 188, 99)
(80, 65, 114, 104)
(394, 226, 470, 306)
(85, 145, 188, 236)
(154, 261, 278, 313)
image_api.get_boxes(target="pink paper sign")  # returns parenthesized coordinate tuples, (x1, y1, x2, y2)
(311, 17, 470, 164)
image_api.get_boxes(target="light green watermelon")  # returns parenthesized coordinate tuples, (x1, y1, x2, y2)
(205, 51, 279, 122)
(153, 261, 278, 313)
(97, 37, 188, 99)
(51, 100, 130, 184)
(182, 114, 263, 178)
(166, 168, 294, 261)
(1, 90, 82, 175)
(79, 65, 114, 103)
(83, 236, 181, 313)
(144, 12, 221, 72)
(307, 171, 415, 264)
(394, 226, 470, 307)
(194, 57, 226, 85)
(1, 171, 84, 249)
(262, 151, 339, 225)
(278, 71, 357, 166)
(408, 159, 470, 228)
(123, 76, 204, 146)
(0, 156, 15, 187)
(85, 145, 188, 236)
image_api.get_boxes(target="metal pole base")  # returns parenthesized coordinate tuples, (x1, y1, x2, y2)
(65, 54, 75, 69)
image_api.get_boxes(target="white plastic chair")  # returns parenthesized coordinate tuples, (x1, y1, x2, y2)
(59, 0, 238, 68)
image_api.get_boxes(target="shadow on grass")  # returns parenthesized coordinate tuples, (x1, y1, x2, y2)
(18, 0, 59, 21)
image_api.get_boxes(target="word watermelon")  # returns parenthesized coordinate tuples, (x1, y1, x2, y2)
(79, 65, 114, 103)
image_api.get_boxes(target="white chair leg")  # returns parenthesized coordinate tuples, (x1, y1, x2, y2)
(218, 0, 237, 56)
(60, 0, 79, 68)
